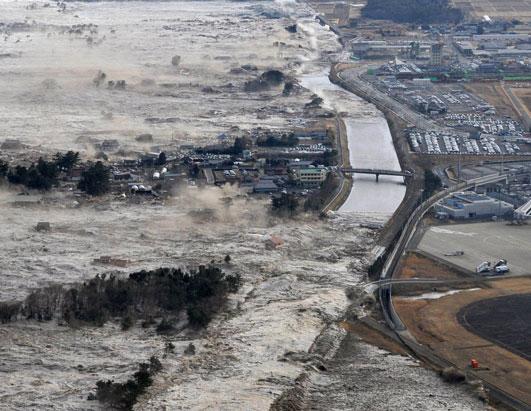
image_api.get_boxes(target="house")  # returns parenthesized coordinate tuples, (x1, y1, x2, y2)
(253, 179, 279, 193)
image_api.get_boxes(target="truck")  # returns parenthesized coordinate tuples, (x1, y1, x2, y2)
(494, 259, 509, 274)
(476, 261, 491, 274)
(476, 259, 509, 275)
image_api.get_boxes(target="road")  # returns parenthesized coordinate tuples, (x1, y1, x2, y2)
(336, 67, 443, 131)
(321, 116, 350, 213)
(376, 171, 530, 410)
(335, 66, 469, 137)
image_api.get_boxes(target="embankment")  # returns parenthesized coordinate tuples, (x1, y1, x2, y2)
(329, 64, 424, 249)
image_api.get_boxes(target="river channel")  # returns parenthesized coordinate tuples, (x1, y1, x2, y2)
(300, 71, 406, 218)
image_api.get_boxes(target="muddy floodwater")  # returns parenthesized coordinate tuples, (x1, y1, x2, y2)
(299, 71, 405, 218)
(0, 1, 484, 410)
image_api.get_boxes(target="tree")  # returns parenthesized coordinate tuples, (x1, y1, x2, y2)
(7, 165, 29, 185)
(0, 160, 8, 178)
(36, 157, 58, 181)
(272, 192, 300, 217)
(322, 149, 338, 167)
(93, 356, 162, 410)
(232, 137, 251, 154)
(54, 151, 80, 172)
(424, 169, 442, 197)
(7, 158, 59, 190)
(304, 172, 339, 211)
(78, 161, 110, 196)
(157, 152, 167, 166)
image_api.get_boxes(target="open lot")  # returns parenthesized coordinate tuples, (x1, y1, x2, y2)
(465, 83, 521, 120)
(417, 222, 531, 276)
(452, 0, 531, 21)
(395, 276, 531, 406)
(458, 293, 531, 361)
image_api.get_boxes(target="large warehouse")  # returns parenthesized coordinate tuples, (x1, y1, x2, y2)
(435, 191, 514, 219)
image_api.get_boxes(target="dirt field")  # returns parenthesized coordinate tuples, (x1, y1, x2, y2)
(458, 293, 531, 361)
(510, 86, 531, 127)
(465, 83, 520, 120)
(452, 0, 531, 21)
(395, 276, 531, 406)
(397, 251, 473, 280)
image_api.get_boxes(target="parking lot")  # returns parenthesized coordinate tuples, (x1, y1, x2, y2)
(408, 129, 528, 155)
(417, 222, 531, 276)
(377, 79, 499, 118)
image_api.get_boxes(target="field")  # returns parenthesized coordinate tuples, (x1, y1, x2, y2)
(395, 246, 531, 406)
(452, 0, 531, 21)
(394, 276, 531, 405)
(458, 293, 531, 361)
(397, 251, 473, 280)
(465, 83, 521, 120)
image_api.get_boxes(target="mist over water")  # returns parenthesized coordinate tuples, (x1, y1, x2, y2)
(0, 0, 315, 153)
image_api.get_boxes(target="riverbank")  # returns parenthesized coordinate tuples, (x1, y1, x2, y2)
(299, 67, 405, 220)
(322, 116, 353, 213)
(329, 63, 424, 247)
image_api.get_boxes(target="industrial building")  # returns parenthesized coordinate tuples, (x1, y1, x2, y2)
(435, 191, 514, 219)
(430, 43, 444, 66)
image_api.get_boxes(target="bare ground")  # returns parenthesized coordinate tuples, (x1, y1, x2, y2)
(395, 276, 531, 406)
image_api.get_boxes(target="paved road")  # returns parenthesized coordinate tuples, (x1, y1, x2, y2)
(336, 67, 469, 137)
(337, 67, 442, 131)
(376, 171, 530, 410)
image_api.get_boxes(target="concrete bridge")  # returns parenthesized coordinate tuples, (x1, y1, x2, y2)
(340, 167, 413, 182)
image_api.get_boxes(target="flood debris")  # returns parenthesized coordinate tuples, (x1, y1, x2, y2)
(264, 235, 284, 250)
(440, 367, 467, 383)
(92, 256, 130, 267)
(244, 70, 286, 92)
(184, 343, 196, 356)
(35, 221, 51, 232)
(93, 70, 106, 86)
(135, 133, 153, 143)
(285, 24, 298, 33)
(171, 55, 181, 66)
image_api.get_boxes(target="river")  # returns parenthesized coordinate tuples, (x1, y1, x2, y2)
(299, 70, 406, 219)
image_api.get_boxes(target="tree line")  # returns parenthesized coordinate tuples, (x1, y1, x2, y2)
(89, 356, 162, 410)
(0, 151, 111, 195)
(0, 265, 241, 330)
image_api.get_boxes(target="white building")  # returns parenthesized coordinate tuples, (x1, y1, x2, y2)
(293, 167, 328, 187)
(435, 191, 513, 219)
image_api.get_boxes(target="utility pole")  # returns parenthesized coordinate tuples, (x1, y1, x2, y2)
(457, 151, 461, 183)
(497, 183, 502, 219)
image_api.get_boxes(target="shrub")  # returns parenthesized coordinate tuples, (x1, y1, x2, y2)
(93, 356, 162, 410)
(78, 161, 110, 196)
(156, 318, 175, 334)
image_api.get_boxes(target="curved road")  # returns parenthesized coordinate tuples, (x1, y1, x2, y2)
(377, 171, 530, 410)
